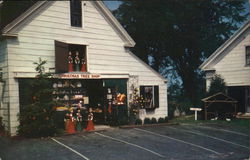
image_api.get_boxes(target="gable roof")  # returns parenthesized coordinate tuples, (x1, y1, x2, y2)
(0, 1, 38, 31)
(200, 19, 250, 71)
(202, 92, 237, 103)
(0, 1, 135, 47)
(0, 1, 47, 35)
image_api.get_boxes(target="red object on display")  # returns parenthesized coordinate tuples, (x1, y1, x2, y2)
(68, 63, 74, 72)
(86, 120, 95, 131)
(67, 120, 76, 134)
(86, 112, 95, 131)
(108, 102, 112, 114)
(67, 114, 76, 134)
(68, 52, 74, 72)
(81, 63, 87, 72)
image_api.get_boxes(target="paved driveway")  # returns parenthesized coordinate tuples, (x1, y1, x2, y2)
(0, 124, 249, 160)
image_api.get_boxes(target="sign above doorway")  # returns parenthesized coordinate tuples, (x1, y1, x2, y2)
(54, 73, 101, 79)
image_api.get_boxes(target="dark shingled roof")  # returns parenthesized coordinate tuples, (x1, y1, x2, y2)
(0, 1, 38, 31)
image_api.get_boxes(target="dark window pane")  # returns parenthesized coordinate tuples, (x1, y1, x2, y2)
(154, 86, 159, 108)
(70, 0, 82, 27)
(55, 42, 87, 73)
(246, 46, 250, 65)
(69, 44, 87, 72)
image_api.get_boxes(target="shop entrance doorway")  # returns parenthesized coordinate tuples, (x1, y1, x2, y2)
(85, 79, 129, 125)
(83, 79, 105, 124)
(73, 79, 128, 125)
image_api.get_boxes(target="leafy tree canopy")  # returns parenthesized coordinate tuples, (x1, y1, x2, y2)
(113, 0, 249, 104)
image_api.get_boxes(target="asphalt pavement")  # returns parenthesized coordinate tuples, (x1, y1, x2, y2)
(0, 123, 249, 160)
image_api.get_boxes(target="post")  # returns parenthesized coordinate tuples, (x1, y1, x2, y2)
(205, 106, 207, 120)
(190, 108, 202, 121)
(234, 103, 237, 116)
(194, 110, 198, 120)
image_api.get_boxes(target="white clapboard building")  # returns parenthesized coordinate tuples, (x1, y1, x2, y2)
(200, 20, 250, 115)
(0, 1, 168, 135)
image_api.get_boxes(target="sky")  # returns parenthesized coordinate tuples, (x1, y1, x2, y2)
(103, 1, 122, 11)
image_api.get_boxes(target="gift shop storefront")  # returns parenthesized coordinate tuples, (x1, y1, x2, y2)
(0, 1, 168, 135)
(13, 38, 167, 135)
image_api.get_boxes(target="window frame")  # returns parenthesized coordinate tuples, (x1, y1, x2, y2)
(70, 0, 83, 28)
(246, 46, 250, 66)
(140, 85, 159, 109)
(55, 41, 88, 73)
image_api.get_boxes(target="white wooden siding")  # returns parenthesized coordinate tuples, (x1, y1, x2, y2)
(4, 0, 168, 134)
(0, 40, 10, 131)
(213, 30, 250, 86)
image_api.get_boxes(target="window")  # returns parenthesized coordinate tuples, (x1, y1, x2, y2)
(246, 86, 250, 112)
(70, 0, 82, 27)
(246, 46, 250, 66)
(140, 86, 159, 109)
(55, 41, 87, 73)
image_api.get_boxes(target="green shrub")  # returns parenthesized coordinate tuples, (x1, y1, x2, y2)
(151, 117, 157, 124)
(118, 115, 129, 126)
(164, 116, 169, 123)
(158, 117, 165, 123)
(135, 118, 142, 125)
(168, 102, 175, 119)
(0, 116, 4, 131)
(144, 118, 151, 124)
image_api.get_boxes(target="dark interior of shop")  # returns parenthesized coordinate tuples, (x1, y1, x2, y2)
(18, 78, 128, 128)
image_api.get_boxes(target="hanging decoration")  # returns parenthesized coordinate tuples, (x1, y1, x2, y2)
(68, 51, 74, 72)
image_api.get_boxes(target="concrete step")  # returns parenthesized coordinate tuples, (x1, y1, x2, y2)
(94, 125, 112, 131)
(236, 113, 250, 119)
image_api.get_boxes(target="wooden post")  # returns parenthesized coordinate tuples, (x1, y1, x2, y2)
(234, 103, 237, 116)
(190, 108, 202, 120)
(205, 103, 207, 120)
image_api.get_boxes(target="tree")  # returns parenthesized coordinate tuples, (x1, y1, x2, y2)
(207, 74, 226, 96)
(18, 58, 56, 138)
(113, 0, 248, 104)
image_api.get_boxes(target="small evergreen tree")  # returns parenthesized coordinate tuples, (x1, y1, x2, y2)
(135, 118, 142, 125)
(207, 74, 226, 96)
(18, 58, 57, 138)
(151, 117, 157, 124)
(144, 118, 151, 124)
(158, 117, 165, 123)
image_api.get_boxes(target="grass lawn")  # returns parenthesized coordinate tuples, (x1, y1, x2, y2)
(170, 114, 250, 130)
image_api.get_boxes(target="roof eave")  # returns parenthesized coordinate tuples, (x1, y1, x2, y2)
(1, 1, 48, 35)
(1, 1, 136, 48)
(94, 1, 136, 48)
(0, 33, 18, 39)
(200, 20, 250, 70)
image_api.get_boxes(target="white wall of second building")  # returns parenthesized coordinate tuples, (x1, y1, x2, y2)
(211, 29, 250, 87)
(5, 1, 168, 134)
